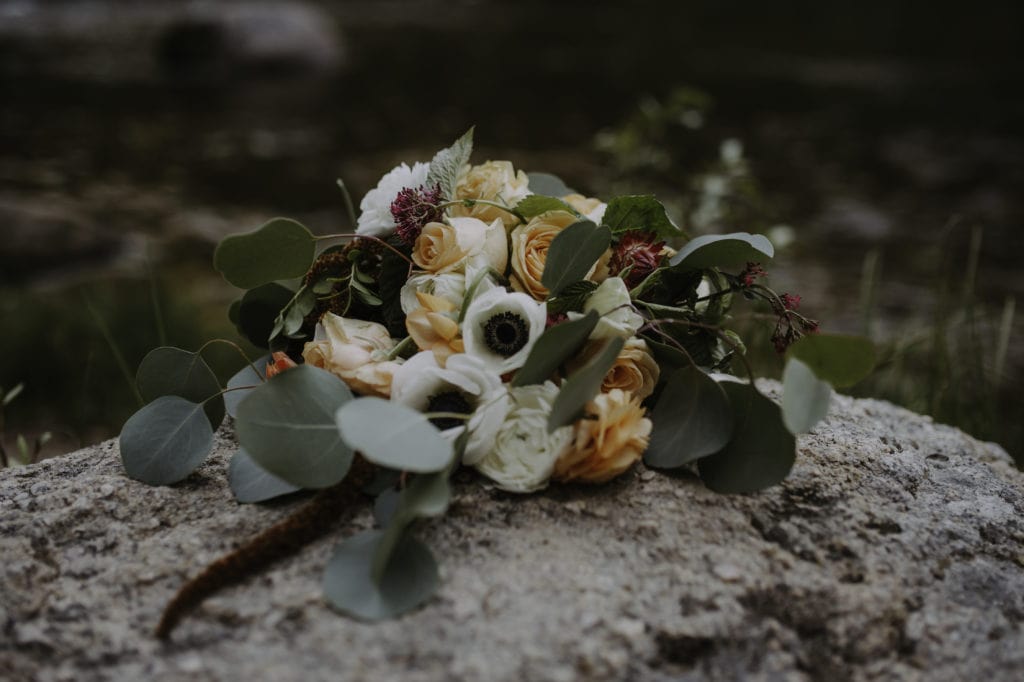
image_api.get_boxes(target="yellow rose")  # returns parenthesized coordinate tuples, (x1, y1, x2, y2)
(553, 389, 651, 484)
(509, 210, 590, 300)
(412, 217, 506, 274)
(302, 313, 402, 398)
(562, 193, 607, 224)
(405, 291, 465, 366)
(570, 338, 660, 401)
(451, 160, 531, 228)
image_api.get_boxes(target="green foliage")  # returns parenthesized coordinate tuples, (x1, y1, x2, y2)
(602, 195, 680, 238)
(644, 367, 733, 468)
(427, 127, 474, 201)
(669, 232, 774, 270)
(513, 311, 600, 387)
(546, 280, 599, 315)
(788, 334, 875, 388)
(136, 347, 224, 428)
(228, 448, 300, 503)
(781, 357, 832, 434)
(514, 195, 579, 219)
(235, 283, 295, 348)
(547, 337, 625, 431)
(119, 396, 214, 485)
(526, 172, 575, 197)
(223, 356, 267, 418)
(214, 218, 316, 289)
(234, 365, 355, 489)
(540, 221, 612, 296)
(335, 398, 454, 473)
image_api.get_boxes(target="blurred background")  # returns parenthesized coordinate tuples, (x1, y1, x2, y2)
(1, 0, 1022, 464)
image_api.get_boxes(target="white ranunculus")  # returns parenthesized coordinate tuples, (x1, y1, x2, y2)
(461, 286, 547, 374)
(400, 272, 467, 315)
(474, 382, 573, 493)
(570, 276, 644, 340)
(390, 351, 509, 464)
(356, 161, 430, 237)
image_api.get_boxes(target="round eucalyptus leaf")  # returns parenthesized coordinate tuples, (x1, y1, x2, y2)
(645, 367, 734, 468)
(228, 447, 301, 503)
(547, 337, 625, 431)
(698, 382, 795, 494)
(237, 283, 295, 349)
(223, 355, 268, 419)
(323, 529, 439, 621)
(336, 398, 453, 473)
(787, 333, 875, 388)
(541, 221, 612, 296)
(120, 396, 214, 486)
(213, 218, 316, 289)
(373, 487, 402, 526)
(669, 232, 774, 270)
(781, 357, 832, 434)
(512, 311, 599, 387)
(136, 347, 224, 429)
(235, 365, 354, 489)
(527, 172, 575, 197)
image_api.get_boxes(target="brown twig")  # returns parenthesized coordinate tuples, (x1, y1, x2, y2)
(155, 457, 375, 640)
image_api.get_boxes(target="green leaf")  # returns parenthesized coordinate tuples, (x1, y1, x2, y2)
(235, 365, 355, 489)
(237, 283, 295, 348)
(669, 232, 774, 270)
(371, 470, 452, 580)
(515, 195, 579, 219)
(336, 398, 453, 473)
(214, 218, 316, 289)
(787, 334, 875, 388)
(547, 337, 625, 431)
(119, 396, 214, 486)
(697, 382, 795, 493)
(781, 357, 832, 434)
(527, 172, 575, 197)
(541, 221, 612, 296)
(323, 529, 439, 621)
(228, 447, 301, 503)
(427, 127, 474, 201)
(645, 367, 734, 468)
(136, 347, 224, 429)
(223, 355, 268, 418)
(602, 195, 680, 238)
(512, 310, 599, 387)
(271, 285, 315, 341)
(546, 280, 598, 315)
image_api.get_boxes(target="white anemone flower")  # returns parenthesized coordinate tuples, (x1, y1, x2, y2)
(461, 286, 547, 374)
(356, 161, 430, 237)
(474, 382, 573, 493)
(390, 351, 509, 465)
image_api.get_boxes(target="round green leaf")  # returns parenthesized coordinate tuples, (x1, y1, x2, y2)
(547, 337, 625, 431)
(120, 396, 214, 486)
(697, 382, 795, 494)
(515, 195, 579, 219)
(228, 447, 301, 503)
(527, 172, 575, 197)
(645, 367, 734, 468)
(602, 195, 680, 238)
(235, 365, 354, 489)
(512, 310, 599, 387)
(781, 357, 833, 434)
(787, 334, 876, 388)
(237, 283, 295, 349)
(323, 529, 439, 621)
(669, 232, 774, 270)
(136, 347, 224, 429)
(223, 355, 268, 419)
(214, 218, 316, 289)
(336, 398, 453, 473)
(541, 221, 613, 296)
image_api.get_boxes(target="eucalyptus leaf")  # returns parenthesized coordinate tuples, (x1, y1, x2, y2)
(228, 447, 301, 503)
(527, 172, 575, 197)
(323, 529, 439, 621)
(669, 232, 774, 270)
(336, 398, 453, 473)
(120, 396, 214, 486)
(547, 337, 625, 431)
(370, 470, 452, 580)
(272, 285, 315, 340)
(515, 195, 579, 219)
(697, 381, 795, 493)
(781, 357, 832, 434)
(237, 283, 295, 348)
(427, 127, 474, 202)
(787, 334, 875, 388)
(214, 218, 316, 289)
(136, 347, 224, 428)
(234, 365, 355, 489)
(512, 310, 599, 387)
(373, 487, 402, 526)
(541, 221, 612, 296)
(602, 195, 680, 238)
(223, 355, 268, 418)
(645, 367, 734, 468)
(546, 280, 598, 314)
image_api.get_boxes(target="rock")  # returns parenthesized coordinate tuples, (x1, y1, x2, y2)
(1, 388, 1023, 681)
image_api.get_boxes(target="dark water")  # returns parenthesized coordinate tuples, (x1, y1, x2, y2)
(2, 0, 1022, 457)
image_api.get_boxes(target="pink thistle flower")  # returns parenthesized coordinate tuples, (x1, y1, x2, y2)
(609, 231, 666, 288)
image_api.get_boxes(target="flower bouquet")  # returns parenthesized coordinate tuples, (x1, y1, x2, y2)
(118, 129, 873, 635)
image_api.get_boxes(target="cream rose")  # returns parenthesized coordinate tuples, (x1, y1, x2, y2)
(400, 272, 467, 315)
(509, 210, 587, 300)
(412, 217, 506, 275)
(474, 382, 573, 493)
(451, 160, 531, 228)
(562, 193, 608, 224)
(302, 314, 402, 398)
(568, 276, 644, 340)
(570, 337, 660, 401)
(553, 388, 651, 484)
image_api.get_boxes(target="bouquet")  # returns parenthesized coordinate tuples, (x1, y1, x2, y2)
(118, 129, 873, 634)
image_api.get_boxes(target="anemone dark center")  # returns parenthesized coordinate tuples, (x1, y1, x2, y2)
(426, 390, 473, 430)
(482, 311, 529, 357)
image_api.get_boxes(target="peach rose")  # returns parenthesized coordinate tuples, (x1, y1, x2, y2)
(302, 313, 402, 398)
(562, 193, 607, 224)
(405, 291, 465, 366)
(412, 217, 506, 275)
(451, 160, 531, 228)
(570, 338, 660, 401)
(553, 388, 651, 484)
(509, 210, 595, 300)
